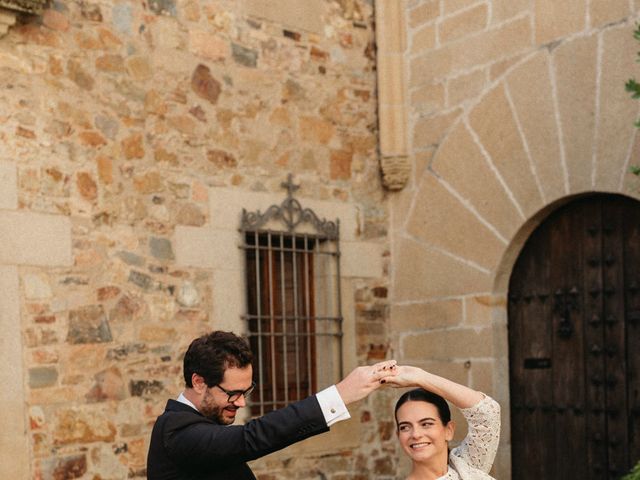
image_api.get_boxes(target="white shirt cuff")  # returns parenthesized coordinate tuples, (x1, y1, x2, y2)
(315, 385, 350, 427)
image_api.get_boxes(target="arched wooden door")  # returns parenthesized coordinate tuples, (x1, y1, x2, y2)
(509, 194, 640, 479)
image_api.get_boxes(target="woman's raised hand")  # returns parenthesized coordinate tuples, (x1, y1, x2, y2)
(385, 365, 485, 408)
(381, 365, 426, 388)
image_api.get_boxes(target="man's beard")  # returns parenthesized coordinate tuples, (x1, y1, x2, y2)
(200, 389, 238, 425)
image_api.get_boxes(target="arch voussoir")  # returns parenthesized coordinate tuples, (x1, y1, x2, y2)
(468, 84, 545, 219)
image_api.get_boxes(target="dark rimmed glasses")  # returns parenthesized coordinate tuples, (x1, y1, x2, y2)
(213, 381, 256, 403)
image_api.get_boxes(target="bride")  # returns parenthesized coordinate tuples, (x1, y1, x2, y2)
(385, 366, 500, 480)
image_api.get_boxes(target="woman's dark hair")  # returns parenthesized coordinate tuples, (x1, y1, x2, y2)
(183, 331, 253, 388)
(394, 388, 452, 427)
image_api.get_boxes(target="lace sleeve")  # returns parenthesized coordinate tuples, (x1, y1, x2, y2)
(449, 395, 501, 474)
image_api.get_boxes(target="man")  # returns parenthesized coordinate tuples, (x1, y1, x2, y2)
(147, 330, 397, 479)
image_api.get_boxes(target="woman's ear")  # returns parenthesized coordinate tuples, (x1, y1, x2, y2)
(445, 420, 455, 442)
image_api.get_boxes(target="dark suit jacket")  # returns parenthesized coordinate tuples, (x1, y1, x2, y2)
(146, 396, 329, 480)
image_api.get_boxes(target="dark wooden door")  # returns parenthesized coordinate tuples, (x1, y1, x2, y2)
(509, 194, 640, 479)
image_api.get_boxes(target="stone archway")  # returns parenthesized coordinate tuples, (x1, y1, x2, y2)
(391, 24, 640, 479)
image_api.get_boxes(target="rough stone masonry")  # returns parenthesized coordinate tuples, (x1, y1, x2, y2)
(0, 0, 396, 478)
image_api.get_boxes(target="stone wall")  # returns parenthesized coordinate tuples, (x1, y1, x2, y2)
(389, 1, 640, 478)
(0, 1, 398, 478)
(6, 0, 637, 478)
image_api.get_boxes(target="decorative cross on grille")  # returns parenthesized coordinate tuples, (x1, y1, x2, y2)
(281, 174, 300, 198)
(240, 174, 339, 239)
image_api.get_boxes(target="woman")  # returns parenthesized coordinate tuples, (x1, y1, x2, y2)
(386, 366, 500, 480)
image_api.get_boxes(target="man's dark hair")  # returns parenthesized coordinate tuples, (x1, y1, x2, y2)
(183, 331, 253, 388)
(394, 388, 452, 428)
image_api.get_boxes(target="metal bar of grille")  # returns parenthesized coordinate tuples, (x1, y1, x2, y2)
(294, 236, 301, 400)
(279, 233, 287, 407)
(266, 232, 276, 414)
(270, 233, 278, 411)
(305, 235, 313, 397)
(253, 231, 264, 416)
(335, 223, 343, 378)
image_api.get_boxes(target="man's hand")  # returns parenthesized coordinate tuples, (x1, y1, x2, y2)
(335, 360, 397, 405)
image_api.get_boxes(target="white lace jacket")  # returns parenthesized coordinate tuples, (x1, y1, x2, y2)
(439, 395, 501, 480)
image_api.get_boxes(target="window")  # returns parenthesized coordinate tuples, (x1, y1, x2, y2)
(240, 176, 342, 415)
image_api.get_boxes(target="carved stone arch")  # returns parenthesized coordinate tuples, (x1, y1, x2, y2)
(392, 25, 640, 480)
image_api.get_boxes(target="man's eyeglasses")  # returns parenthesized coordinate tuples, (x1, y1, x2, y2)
(213, 381, 256, 403)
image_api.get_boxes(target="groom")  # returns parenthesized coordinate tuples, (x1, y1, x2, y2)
(146, 330, 397, 479)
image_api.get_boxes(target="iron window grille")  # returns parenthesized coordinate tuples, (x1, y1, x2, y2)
(240, 175, 343, 415)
